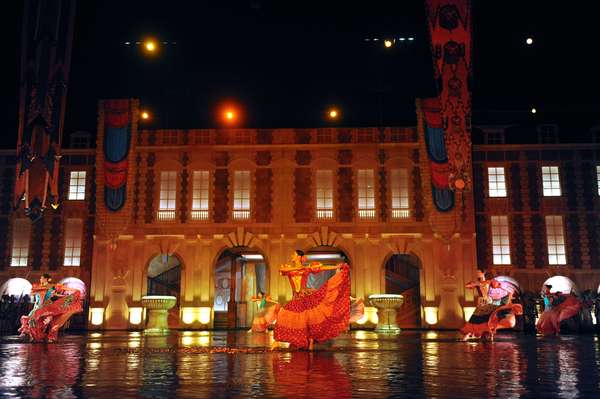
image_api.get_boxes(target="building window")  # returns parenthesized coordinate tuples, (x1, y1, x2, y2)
(193, 130, 211, 144)
(316, 129, 333, 144)
(315, 170, 334, 220)
(235, 131, 253, 145)
(390, 168, 410, 219)
(68, 171, 87, 200)
(191, 170, 210, 221)
(158, 171, 177, 221)
(233, 170, 251, 220)
(64, 219, 83, 266)
(357, 169, 376, 219)
(485, 130, 505, 145)
(545, 215, 566, 265)
(487, 167, 507, 197)
(596, 165, 600, 196)
(357, 129, 374, 143)
(541, 166, 561, 196)
(389, 128, 405, 142)
(491, 216, 511, 265)
(538, 124, 559, 144)
(11, 219, 30, 267)
(70, 131, 91, 148)
(162, 130, 178, 145)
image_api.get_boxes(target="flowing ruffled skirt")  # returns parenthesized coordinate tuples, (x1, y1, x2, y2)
(536, 295, 582, 336)
(19, 291, 83, 342)
(274, 265, 351, 348)
(461, 302, 523, 338)
(251, 303, 281, 332)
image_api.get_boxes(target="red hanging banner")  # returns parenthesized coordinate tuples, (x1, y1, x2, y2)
(425, 0, 472, 192)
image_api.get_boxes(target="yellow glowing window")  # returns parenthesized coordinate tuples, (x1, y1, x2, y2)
(11, 219, 30, 267)
(316, 170, 334, 220)
(542, 166, 561, 196)
(64, 218, 83, 266)
(491, 215, 511, 265)
(68, 171, 86, 200)
(545, 215, 566, 265)
(487, 167, 507, 197)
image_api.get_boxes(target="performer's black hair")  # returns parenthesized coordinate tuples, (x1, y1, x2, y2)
(545, 284, 552, 289)
(295, 250, 305, 257)
(42, 273, 52, 282)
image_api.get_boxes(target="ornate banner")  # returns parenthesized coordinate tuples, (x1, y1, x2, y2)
(14, 0, 76, 221)
(425, 0, 473, 195)
(103, 100, 132, 211)
(422, 98, 454, 212)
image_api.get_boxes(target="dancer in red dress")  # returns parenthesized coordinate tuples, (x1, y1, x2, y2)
(273, 251, 353, 350)
(19, 274, 83, 342)
(536, 291, 582, 336)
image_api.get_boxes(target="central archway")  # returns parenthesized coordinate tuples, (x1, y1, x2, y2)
(147, 254, 183, 328)
(305, 246, 350, 290)
(383, 254, 421, 328)
(213, 247, 269, 329)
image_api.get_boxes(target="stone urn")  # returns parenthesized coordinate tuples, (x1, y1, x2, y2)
(368, 294, 404, 333)
(141, 295, 177, 334)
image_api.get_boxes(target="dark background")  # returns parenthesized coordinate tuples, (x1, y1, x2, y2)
(1, 1, 598, 148)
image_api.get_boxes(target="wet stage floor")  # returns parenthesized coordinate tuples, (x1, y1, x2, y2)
(1, 330, 600, 398)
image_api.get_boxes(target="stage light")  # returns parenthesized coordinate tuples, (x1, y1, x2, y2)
(327, 108, 340, 120)
(384, 40, 393, 48)
(182, 308, 195, 324)
(90, 308, 105, 326)
(129, 307, 143, 325)
(144, 40, 156, 52)
(531, 108, 537, 114)
(199, 307, 212, 325)
(424, 307, 439, 325)
(463, 306, 476, 321)
(526, 37, 533, 45)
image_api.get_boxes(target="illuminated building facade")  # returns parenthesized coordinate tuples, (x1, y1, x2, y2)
(1, 100, 598, 330)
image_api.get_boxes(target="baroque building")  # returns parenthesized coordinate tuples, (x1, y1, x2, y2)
(2, 98, 599, 331)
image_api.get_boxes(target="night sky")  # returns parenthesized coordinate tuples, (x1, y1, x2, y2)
(1, 1, 598, 148)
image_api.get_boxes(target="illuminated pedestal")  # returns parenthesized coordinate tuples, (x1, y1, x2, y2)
(141, 295, 177, 334)
(369, 294, 404, 333)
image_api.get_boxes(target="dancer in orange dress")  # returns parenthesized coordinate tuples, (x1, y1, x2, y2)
(18, 274, 83, 343)
(249, 291, 280, 332)
(273, 251, 352, 350)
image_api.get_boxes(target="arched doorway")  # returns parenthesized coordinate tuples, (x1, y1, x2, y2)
(541, 275, 578, 295)
(147, 254, 182, 328)
(0, 278, 32, 334)
(384, 254, 421, 328)
(58, 277, 88, 330)
(213, 248, 268, 329)
(305, 246, 350, 290)
(0, 278, 32, 298)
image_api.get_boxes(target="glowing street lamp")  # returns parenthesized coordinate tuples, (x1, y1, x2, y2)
(143, 39, 157, 54)
(140, 110, 151, 120)
(526, 37, 533, 46)
(327, 108, 340, 120)
(531, 107, 537, 114)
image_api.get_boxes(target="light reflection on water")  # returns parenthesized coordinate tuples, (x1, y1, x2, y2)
(0, 331, 599, 398)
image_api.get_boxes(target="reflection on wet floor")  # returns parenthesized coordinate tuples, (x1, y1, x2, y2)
(1, 331, 600, 398)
